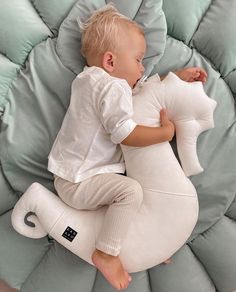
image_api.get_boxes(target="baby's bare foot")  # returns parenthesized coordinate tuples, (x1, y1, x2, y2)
(92, 249, 132, 290)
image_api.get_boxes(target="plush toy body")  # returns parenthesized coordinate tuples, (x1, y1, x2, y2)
(11, 73, 216, 272)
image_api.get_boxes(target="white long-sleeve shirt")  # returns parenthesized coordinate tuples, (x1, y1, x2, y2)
(48, 66, 137, 183)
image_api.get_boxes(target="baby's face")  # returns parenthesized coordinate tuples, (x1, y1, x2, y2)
(111, 28, 146, 88)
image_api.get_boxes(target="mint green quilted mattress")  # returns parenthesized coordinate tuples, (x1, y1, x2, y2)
(0, 0, 236, 291)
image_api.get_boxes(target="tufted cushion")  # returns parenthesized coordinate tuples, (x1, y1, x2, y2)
(192, 0, 236, 77)
(0, 55, 20, 109)
(0, 0, 52, 65)
(31, 0, 77, 35)
(162, 0, 211, 45)
(0, 0, 236, 291)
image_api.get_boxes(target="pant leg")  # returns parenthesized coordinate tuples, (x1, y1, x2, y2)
(54, 173, 143, 256)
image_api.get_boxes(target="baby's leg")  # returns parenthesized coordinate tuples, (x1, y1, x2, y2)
(54, 173, 143, 290)
(93, 174, 143, 256)
(91, 174, 143, 290)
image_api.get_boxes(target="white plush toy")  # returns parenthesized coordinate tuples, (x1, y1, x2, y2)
(11, 72, 217, 273)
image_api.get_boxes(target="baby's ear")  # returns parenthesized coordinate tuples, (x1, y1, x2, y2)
(102, 51, 115, 73)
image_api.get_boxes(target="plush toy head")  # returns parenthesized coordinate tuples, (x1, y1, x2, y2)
(131, 72, 217, 176)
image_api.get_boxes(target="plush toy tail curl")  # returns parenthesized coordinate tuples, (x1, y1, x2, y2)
(11, 183, 48, 238)
(11, 182, 65, 239)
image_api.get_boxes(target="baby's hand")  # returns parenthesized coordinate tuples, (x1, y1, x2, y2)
(174, 67, 207, 83)
(160, 109, 175, 142)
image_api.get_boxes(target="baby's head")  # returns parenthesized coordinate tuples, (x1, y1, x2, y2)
(79, 4, 146, 88)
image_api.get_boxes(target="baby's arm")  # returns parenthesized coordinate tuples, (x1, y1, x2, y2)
(121, 109, 175, 147)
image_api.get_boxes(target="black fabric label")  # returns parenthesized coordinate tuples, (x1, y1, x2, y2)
(62, 226, 78, 242)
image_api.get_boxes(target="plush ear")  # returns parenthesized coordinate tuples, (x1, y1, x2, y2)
(102, 51, 116, 73)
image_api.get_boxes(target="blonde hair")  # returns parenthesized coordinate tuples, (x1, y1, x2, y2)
(78, 4, 144, 60)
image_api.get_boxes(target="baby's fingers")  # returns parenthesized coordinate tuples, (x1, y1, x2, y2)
(196, 68, 208, 83)
(160, 109, 169, 124)
(160, 108, 166, 119)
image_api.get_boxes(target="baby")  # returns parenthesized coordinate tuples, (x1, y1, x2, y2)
(48, 4, 207, 290)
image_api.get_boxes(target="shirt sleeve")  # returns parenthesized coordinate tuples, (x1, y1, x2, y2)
(99, 81, 137, 144)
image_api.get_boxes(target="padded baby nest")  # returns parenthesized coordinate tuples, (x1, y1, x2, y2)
(0, 0, 236, 292)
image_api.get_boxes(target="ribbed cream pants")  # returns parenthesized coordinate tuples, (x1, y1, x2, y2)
(54, 173, 143, 256)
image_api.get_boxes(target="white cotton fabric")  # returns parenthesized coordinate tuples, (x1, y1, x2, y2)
(48, 66, 136, 183)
